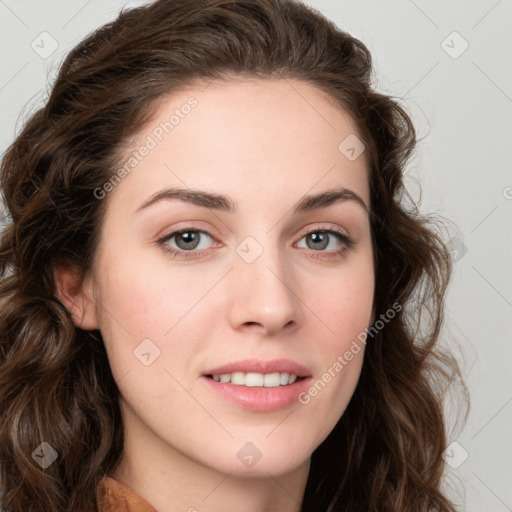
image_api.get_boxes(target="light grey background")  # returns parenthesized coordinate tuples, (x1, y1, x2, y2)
(0, 1, 511, 510)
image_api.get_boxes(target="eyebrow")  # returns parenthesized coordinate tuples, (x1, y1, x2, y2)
(134, 186, 369, 215)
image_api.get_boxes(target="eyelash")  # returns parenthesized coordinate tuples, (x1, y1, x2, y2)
(156, 225, 355, 261)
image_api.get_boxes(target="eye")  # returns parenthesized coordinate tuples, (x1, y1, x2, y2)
(295, 226, 355, 259)
(297, 231, 340, 251)
(157, 229, 217, 259)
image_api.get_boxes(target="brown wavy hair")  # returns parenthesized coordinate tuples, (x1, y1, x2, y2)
(0, 0, 468, 510)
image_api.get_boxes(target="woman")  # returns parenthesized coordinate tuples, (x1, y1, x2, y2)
(0, 0, 467, 510)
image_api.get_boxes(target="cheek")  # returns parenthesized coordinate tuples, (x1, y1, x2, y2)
(93, 253, 222, 378)
(306, 258, 374, 346)
(95, 253, 206, 335)
(296, 256, 373, 417)
(96, 267, 166, 340)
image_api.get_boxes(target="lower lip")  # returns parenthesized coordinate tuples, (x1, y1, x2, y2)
(200, 376, 312, 412)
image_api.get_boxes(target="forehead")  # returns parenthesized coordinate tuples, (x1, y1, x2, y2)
(107, 77, 369, 211)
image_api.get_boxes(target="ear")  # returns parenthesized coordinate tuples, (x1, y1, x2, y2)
(53, 265, 99, 330)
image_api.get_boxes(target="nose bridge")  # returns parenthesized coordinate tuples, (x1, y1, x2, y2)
(229, 232, 300, 333)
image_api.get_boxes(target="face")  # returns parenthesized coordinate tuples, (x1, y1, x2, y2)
(81, 78, 374, 478)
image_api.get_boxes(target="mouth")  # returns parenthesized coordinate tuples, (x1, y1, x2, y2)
(200, 358, 312, 412)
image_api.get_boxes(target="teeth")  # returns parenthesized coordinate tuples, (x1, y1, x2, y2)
(231, 372, 245, 385)
(263, 373, 280, 387)
(245, 372, 263, 387)
(211, 372, 299, 387)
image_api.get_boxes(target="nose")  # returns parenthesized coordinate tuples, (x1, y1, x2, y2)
(228, 241, 302, 337)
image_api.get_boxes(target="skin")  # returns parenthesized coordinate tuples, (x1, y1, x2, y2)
(56, 77, 375, 512)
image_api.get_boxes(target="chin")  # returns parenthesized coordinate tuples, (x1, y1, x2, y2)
(202, 439, 313, 479)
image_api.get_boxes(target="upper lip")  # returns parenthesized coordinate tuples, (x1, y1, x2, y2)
(202, 358, 311, 378)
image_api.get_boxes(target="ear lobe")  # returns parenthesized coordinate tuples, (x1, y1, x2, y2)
(53, 265, 99, 330)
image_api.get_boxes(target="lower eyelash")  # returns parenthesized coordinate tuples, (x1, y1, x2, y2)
(157, 228, 355, 260)
(160, 245, 190, 259)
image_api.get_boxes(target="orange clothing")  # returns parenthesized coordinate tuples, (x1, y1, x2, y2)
(97, 477, 158, 511)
